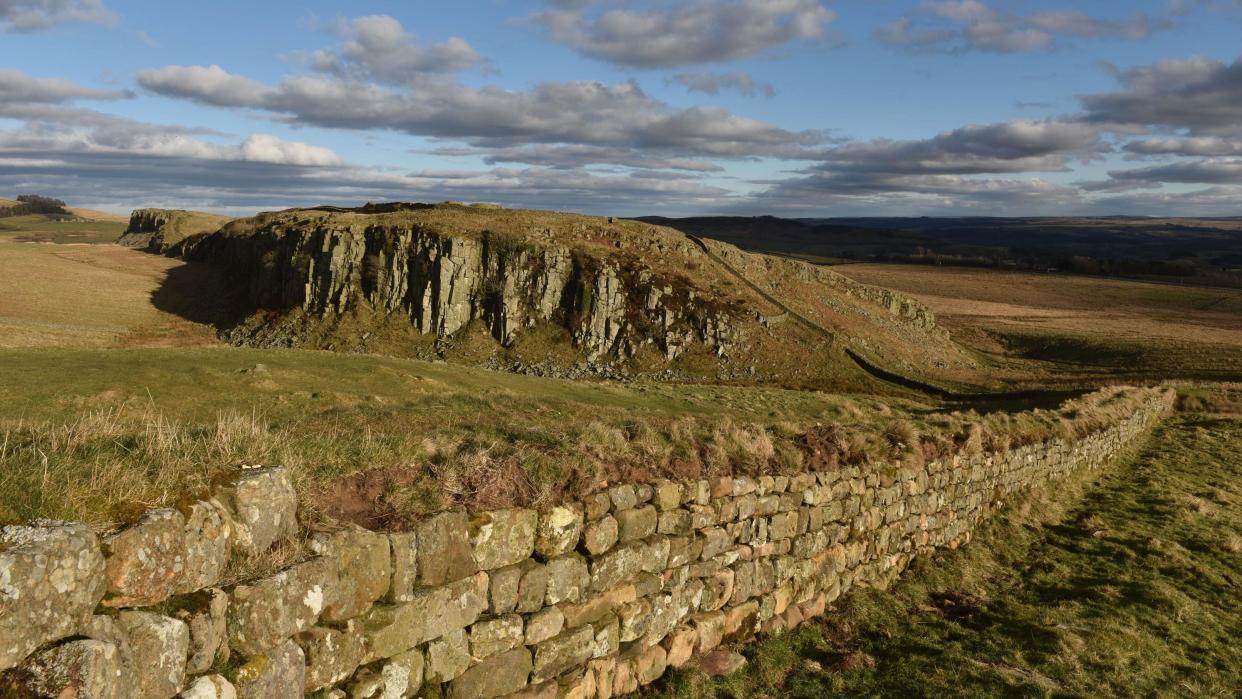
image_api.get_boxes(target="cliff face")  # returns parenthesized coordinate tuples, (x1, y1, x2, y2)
(119, 209, 231, 253)
(187, 213, 742, 362)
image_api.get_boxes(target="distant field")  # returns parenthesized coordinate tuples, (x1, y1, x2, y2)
(0, 213, 126, 244)
(837, 264, 1242, 381)
(655, 403, 1242, 697)
(0, 241, 223, 348)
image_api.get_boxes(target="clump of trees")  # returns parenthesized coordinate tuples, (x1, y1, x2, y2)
(0, 195, 70, 217)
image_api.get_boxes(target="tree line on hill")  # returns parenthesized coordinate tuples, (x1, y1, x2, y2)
(0, 195, 70, 218)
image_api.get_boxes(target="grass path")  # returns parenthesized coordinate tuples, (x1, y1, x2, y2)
(654, 412, 1242, 698)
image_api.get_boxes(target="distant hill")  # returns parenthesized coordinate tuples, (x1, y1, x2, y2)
(0, 195, 71, 218)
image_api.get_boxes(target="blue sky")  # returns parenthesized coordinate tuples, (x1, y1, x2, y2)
(1, 0, 1240, 216)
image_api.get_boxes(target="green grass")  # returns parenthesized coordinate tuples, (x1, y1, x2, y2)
(653, 409, 1242, 698)
(0, 214, 126, 244)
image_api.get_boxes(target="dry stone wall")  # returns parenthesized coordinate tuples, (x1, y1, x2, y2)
(0, 392, 1173, 698)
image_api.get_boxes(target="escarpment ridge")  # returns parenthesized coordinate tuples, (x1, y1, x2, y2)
(175, 202, 971, 388)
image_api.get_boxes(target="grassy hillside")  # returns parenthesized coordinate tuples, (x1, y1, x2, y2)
(653, 394, 1242, 697)
(118, 208, 233, 251)
(838, 264, 1242, 383)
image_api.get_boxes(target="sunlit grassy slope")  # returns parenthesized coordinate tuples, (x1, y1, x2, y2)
(0, 213, 126, 244)
(652, 400, 1242, 698)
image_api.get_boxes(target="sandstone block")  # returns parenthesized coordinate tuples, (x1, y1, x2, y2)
(525, 606, 565, 646)
(175, 588, 229, 674)
(590, 542, 644, 591)
(177, 675, 236, 699)
(359, 571, 488, 660)
(634, 644, 667, 685)
(695, 649, 746, 677)
(544, 553, 590, 605)
(617, 598, 652, 642)
(607, 485, 637, 512)
(470, 508, 537, 570)
(592, 613, 620, 658)
(582, 493, 611, 521)
(232, 639, 304, 699)
(657, 510, 692, 536)
(117, 610, 189, 699)
(692, 612, 725, 653)
(102, 508, 186, 608)
(387, 532, 418, 603)
(470, 614, 524, 659)
(558, 585, 636, 629)
(0, 521, 106, 671)
(615, 506, 657, 543)
(662, 625, 697, 668)
(448, 647, 532, 699)
(582, 515, 619, 556)
(416, 511, 478, 586)
(3, 639, 127, 699)
(516, 560, 549, 614)
(214, 466, 298, 556)
(653, 481, 682, 511)
(295, 626, 366, 691)
(535, 504, 584, 559)
(532, 625, 595, 683)
(425, 627, 471, 683)
(489, 563, 522, 614)
(227, 556, 335, 656)
(310, 526, 392, 621)
(177, 500, 232, 595)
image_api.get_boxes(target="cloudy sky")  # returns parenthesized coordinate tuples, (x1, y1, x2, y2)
(1, 0, 1240, 216)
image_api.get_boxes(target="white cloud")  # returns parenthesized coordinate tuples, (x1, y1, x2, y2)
(307, 15, 483, 83)
(0, 0, 112, 32)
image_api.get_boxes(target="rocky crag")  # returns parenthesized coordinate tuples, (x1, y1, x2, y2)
(180, 203, 968, 386)
(119, 209, 232, 254)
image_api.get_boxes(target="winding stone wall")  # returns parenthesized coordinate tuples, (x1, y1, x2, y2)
(0, 392, 1173, 698)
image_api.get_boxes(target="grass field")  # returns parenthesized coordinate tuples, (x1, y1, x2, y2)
(653, 401, 1242, 697)
(837, 264, 1242, 382)
(0, 213, 126, 244)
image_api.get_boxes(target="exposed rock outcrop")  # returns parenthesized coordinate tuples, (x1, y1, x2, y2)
(119, 209, 231, 254)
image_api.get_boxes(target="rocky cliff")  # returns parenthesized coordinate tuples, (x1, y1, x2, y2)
(119, 208, 231, 254)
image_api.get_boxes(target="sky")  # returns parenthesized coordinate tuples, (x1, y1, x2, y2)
(1, 0, 1240, 217)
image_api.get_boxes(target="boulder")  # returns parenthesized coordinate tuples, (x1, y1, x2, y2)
(416, 511, 477, 586)
(359, 571, 488, 660)
(448, 647, 533, 699)
(227, 556, 336, 656)
(213, 466, 298, 556)
(534, 505, 583, 559)
(117, 610, 190, 699)
(176, 500, 233, 594)
(231, 639, 304, 699)
(469, 508, 537, 570)
(102, 509, 187, 608)
(662, 625, 698, 668)
(0, 521, 106, 671)
(309, 526, 392, 621)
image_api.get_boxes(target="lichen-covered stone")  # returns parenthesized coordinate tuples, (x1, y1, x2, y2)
(617, 598, 651, 642)
(544, 553, 589, 605)
(309, 526, 392, 621)
(227, 556, 336, 656)
(532, 625, 595, 683)
(0, 521, 106, 671)
(213, 466, 297, 556)
(590, 542, 644, 592)
(176, 500, 232, 595)
(425, 628, 470, 683)
(470, 614, 524, 659)
(175, 588, 229, 674)
(582, 516, 619, 556)
(489, 563, 521, 614)
(177, 674, 236, 699)
(387, 532, 418, 603)
(117, 610, 189, 699)
(2, 639, 127, 699)
(470, 509, 537, 570)
(102, 508, 186, 608)
(359, 572, 488, 660)
(524, 606, 565, 646)
(653, 481, 682, 511)
(607, 485, 638, 512)
(582, 494, 611, 521)
(232, 639, 304, 699)
(448, 647, 532, 699)
(516, 560, 548, 614)
(295, 625, 366, 690)
(535, 505, 583, 559)
(615, 506, 657, 543)
(692, 612, 725, 653)
(416, 511, 477, 586)
(558, 585, 636, 629)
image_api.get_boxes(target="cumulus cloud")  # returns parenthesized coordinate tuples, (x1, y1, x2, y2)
(878, 1, 1172, 53)
(1124, 137, 1242, 157)
(0, 0, 112, 32)
(535, 0, 834, 68)
(0, 68, 129, 103)
(1103, 159, 1242, 186)
(306, 15, 482, 83)
(670, 71, 775, 98)
(1079, 56, 1242, 135)
(137, 65, 272, 107)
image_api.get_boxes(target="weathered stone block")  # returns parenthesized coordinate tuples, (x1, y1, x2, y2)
(525, 606, 565, 646)
(295, 625, 366, 691)
(532, 625, 594, 683)
(535, 505, 583, 559)
(0, 521, 106, 671)
(309, 526, 392, 621)
(615, 506, 657, 543)
(386, 532, 418, 603)
(652, 481, 682, 511)
(175, 588, 229, 675)
(582, 493, 611, 521)
(607, 485, 637, 512)
(117, 610, 189, 699)
(214, 466, 297, 556)
(662, 625, 697, 668)
(516, 560, 549, 614)
(416, 511, 478, 586)
(470, 614, 524, 659)
(470, 508, 537, 570)
(231, 639, 304, 699)
(489, 563, 522, 614)
(558, 585, 636, 629)
(4, 639, 127, 699)
(448, 647, 532, 699)
(634, 644, 667, 685)
(617, 598, 652, 642)
(590, 542, 644, 591)
(694, 649, 746, 677)
(425, 628, 471, 683)
(102, 508, 186, 608)
(582, 515, 618, 556)
(227, 556, 335, 656)
(545, 553, 590, 605)
(699, 527, 732, 560)
(657, 510, 692, 536)
(177, 500, 232, 595)
(359, 571, 488, 660)
(177, 674, 236, 699)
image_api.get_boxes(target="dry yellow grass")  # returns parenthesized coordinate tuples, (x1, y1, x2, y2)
(0, 241, 221, 348)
